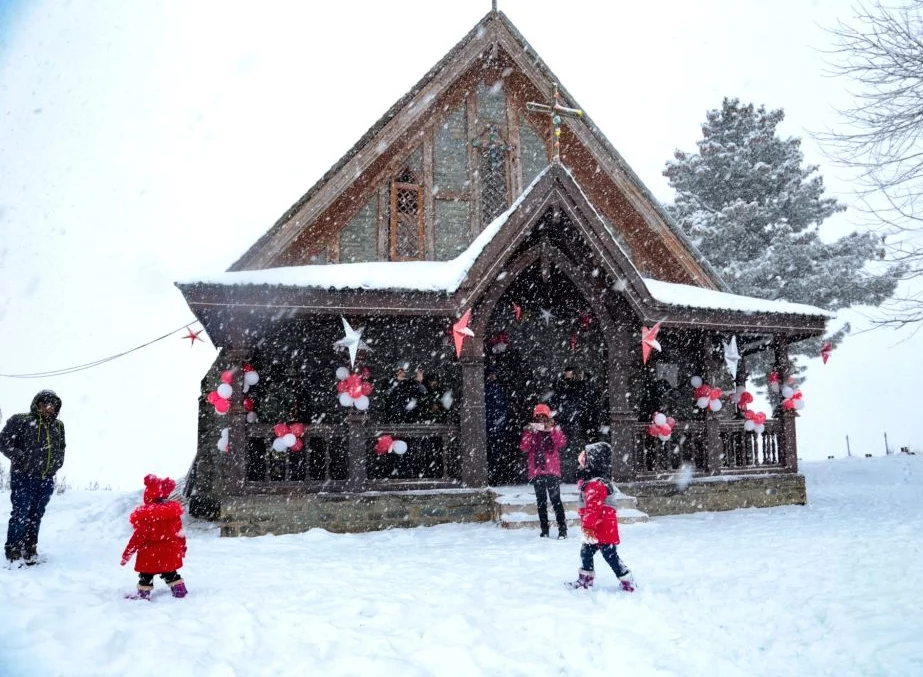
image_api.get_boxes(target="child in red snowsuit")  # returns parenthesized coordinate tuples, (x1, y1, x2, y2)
(121, 474, 188, 600)
(567, 442, 635, 591)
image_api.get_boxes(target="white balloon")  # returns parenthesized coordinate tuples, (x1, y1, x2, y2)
(781, 386, 795, 399)
(244, 370, 260, 386)
(657, 434, 671, 442)
(338, 392, 354, 407)
(335, 366, 350, 381)
(217, 383, 233, 399)
(282, 433, 297, 447)
(217, 438, 229, 452)
(220, 427, 229, 438)
(392, 440, 408, 455)
(709, 399, 723, 412)
(690, 376, 703, 388)
(245, 411, 258, 423)
(440, 391, 454, 410)
(755, 424, 765, 434)
(653, 413, 667, 426)
(744, 420, 755, 431)
(354, 395, 370, 411)
(696, 397, 710, 409)
(272, 437, 288, 452)
(794, 398, 805, 410)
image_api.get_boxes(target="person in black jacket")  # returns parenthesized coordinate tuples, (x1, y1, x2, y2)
(0, 390, 66, 565)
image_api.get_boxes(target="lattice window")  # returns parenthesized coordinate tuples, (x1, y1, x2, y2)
(478, 137, 510, 227)
(390, 168, 424, 261)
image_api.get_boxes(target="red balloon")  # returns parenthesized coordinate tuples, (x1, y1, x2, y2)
(754, 412, 767, 424)
(220, 370, 234, 384)
(375, 435, 394, 455)
(289, 422, 306, 437)
(360, 381, 374, 396)
(783, 399, 796, 411)
(647, 424, 660, 438)
(206, 391, 220, 405)
(336, 380, 349, 394)
(243, 397, 254, 412)
(290, 438, 304, 452)
(658, 424, 672, 437)
(349, 385, 364, 399)
(243, 362, 254, 373)
(666, 417, 676, 428)
(693, 385, 711, 400)
(709, 388, 723, 400)
(214, 397, 230, 414)
(744, 410, 756, 421)
(273, 423, 290, 438)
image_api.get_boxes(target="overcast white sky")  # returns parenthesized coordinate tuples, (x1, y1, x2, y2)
(1, 0, 919, 488)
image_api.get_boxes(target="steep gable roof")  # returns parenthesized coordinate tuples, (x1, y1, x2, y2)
(227, 9, 727, 291)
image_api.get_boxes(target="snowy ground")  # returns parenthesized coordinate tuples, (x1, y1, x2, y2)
(1, 457, 921, 677)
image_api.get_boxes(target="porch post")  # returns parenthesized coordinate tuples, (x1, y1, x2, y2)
(703, 334, 723, 475)
(459, 336, 488, 487)
(608, 324, 637, 482)
(345, 411, 367, 491)
(773, 337, 799, 473)
(222, 347, 251, 495)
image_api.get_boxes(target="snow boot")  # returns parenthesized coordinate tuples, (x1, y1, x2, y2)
(4, 545, 21, 563)
(127, 585, 153, 601)
(618, 573, 636, 593)
(566, 569, 595, 590)
(169, 579, 188, 598)
(557, 525, 567, 540)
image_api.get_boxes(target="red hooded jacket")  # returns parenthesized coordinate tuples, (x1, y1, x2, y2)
(578, 478, 621, 545)
(121, 475, 186, 573)
(519, 425, 567, 480)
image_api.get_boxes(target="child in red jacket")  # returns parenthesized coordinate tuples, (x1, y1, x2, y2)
(121, 474, 188, 600)
(567, 442, 635, 592)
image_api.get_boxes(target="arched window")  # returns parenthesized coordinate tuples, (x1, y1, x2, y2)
(390, 168, 424, 260)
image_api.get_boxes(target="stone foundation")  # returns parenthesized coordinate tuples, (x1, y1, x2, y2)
(622, 473, 806, 516)
(218, 489, 495, 537)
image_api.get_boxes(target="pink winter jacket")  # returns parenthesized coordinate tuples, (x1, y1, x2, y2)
(519, 425, 567, 480)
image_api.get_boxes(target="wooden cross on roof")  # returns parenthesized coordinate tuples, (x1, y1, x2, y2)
(526, 83, 583, 163)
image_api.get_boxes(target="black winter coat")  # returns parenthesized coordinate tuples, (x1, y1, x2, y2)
(0, 391, 66, 479)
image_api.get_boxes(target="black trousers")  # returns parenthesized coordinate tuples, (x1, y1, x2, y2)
(580, 543, 630, 577)
(532, 475, 566, 533)
(138, 571, 182, 587)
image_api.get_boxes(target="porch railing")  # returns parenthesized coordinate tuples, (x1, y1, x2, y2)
(243, 421, 460, 491)
(631, 418, 786, 479)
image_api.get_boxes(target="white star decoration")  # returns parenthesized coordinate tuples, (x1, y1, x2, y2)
(333, 317, 371, 368)
(723, 335, 740, 378)
(540, 308, 554, 325)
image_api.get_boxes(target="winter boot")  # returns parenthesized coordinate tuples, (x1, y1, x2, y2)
(539, 528, 550, 538)
(4, 545, 21, 563)
(127, 585, 153, 601)
(22, 543, 39, 566)
(169, 579, 188, 598)
(618, 573, 636, 593)
(566, 569, 595, 590)
(557, 525, 567, 540)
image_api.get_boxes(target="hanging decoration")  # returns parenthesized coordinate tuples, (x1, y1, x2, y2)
(206, 370, 235, 415)
(488, 332, 510, 354)
(335, 366, 374, 411)
(374, 435, 408, 456)
(767, 372, 780, 393)
(781, 384, 805, 411)
(540, 308, 554, 326)
(569, 331, 578, 351)
(512, 303, 523, 321)
(241, 363, 260, 393)
(271, 422, 307, 452)
(182, 327, 204, 347)
(452, 309, 475, 358)
(743, 410, 767, 434)
(820, 342, 833, 364)
(641, 322, 662, 364)
(723, 336, 740, 378)
(690, 376, 723, 412)
(216, 427, 229, 453)
(647, 412, 676, 442)
(243, 397, 258, 423)
(333, 317, 371, 369)
(578, 311, 594, 330)
(729, 386, 753, 411)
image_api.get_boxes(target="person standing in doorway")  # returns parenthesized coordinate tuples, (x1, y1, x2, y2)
(0, 390, 66, 565)
(550, 365, 589, 482)
(484, 369, 509, 485)
(520, 403, 568, 539)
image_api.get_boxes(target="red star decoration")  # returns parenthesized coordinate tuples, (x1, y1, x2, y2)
(569, 331, 578, 351)
(512, 303, 523, 321)
(641, 322, 662, 364)
(182, 327, 204, 347)
(452, 309, 475, 358)
(820, 342, 833, 364)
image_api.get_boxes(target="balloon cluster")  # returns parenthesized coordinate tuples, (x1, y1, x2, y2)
(243, 397, 258, 423)
(374, 435, 408, 456)
(743, 410, 767, 434)
(690, 376, 723, 412)
(729, 387, 753, 411)
(217, 427, 229, 453)
(206, 370, 236, 415)
(781, 384, 805, 411)
(647, 412, 676, 441)
(241, 363, 260, 392)
(336, 367, 373, 411)
(272, 422, 306, 452)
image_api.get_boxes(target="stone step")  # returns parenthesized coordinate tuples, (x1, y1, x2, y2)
(491, 483, 649, 527)
(498, 508, 649, 528)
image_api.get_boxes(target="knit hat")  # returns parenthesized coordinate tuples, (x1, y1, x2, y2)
(143, 474, 177, 504)
(583, 442, 612, 477)
(532, 403, 553, 418)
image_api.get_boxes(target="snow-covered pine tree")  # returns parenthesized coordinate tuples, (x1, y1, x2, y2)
(664, 98, 901, 372)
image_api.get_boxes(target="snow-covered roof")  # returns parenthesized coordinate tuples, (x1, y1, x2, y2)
(643, 278, 835, 319)
(179, 167, 550, 294)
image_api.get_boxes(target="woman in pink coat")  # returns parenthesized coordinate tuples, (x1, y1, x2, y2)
(520, 403, 568, 538)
